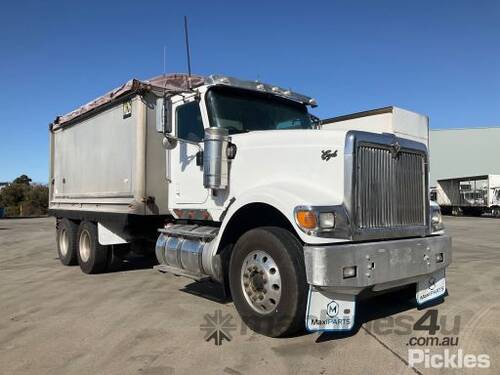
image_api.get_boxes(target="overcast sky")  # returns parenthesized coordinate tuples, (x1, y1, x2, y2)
(1, 0, 499, 182)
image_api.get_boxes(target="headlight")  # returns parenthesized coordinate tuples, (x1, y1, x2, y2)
(319, 212, 335, 229)
(294, 207, 336, 235)
(430, 203, 444, 233)
(294, 205, 351, 238)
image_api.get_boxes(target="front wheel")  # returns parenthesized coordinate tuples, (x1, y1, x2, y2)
(229, 227, 307, 337)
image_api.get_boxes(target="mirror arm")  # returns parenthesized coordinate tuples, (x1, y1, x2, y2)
(164, 133, 203, 152)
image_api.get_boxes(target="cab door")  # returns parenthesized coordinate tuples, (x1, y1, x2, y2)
(170, 98, 208, 205)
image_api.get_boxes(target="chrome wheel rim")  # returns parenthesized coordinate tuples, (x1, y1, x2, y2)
(241, 250, 282, 314)
(59, 229, 69, 257)
(79, 230, 91, 263)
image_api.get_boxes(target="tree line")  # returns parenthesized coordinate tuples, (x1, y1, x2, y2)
(0, 175, 49, 217)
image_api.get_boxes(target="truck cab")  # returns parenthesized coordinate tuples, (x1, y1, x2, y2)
(50, 74, 451, 337)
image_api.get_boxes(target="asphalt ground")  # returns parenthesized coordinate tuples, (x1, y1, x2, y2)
(0, 216, 498, 374)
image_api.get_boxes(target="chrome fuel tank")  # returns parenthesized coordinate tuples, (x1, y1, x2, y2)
(155, 224, 219, 277)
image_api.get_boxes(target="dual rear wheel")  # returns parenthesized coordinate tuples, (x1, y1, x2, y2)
(76, 221, 109, 274)
(57, 218, 79, 266)
(56, 219, 109, 274)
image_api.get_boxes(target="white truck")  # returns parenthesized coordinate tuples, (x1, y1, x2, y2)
(433, 174, 500, 217)
(49, 74, 451, 337)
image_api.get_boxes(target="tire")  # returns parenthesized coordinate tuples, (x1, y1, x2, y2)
(229, 227, 307, 337)
(77, 221, 109, 274)
(492, 207, 500, 218)
(56, 218, 79, 266)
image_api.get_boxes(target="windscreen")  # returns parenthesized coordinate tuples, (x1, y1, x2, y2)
(206, 87, 312, 135)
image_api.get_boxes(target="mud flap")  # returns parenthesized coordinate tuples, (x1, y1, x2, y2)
(305, 286, 356, 332)
(416, 269, 446, 305)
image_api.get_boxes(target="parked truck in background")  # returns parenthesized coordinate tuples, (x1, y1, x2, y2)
(432, 174, 500, 217)
(49, 74, 451, 337)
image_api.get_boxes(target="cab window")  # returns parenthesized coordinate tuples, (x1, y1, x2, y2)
(176, 101, 204, 142)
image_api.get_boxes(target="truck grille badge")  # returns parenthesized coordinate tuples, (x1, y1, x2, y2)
(389, 140, 401, 159)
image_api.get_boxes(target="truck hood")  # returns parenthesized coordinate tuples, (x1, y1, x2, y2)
(226, 129, 348, 207)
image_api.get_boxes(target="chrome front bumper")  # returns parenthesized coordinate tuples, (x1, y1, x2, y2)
(303, 235, 452, 294)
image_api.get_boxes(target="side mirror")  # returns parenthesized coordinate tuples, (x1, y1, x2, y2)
(162, 136, 178, 150)
(156, 97, 172, 134)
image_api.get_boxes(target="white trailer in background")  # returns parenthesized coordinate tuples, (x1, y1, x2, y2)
(321, 106, 430, 147)
(433, 175, 500, 217)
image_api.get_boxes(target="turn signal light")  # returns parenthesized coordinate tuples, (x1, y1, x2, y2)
(295, 210, 317, 230)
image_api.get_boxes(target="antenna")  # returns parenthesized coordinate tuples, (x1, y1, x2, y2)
(163, 45, 166, 77)
(184, 16, 192, 78)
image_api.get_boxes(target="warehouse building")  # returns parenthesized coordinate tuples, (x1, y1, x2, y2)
(430, 127, 500, 186)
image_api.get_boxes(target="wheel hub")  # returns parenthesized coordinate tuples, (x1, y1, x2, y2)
(249, 271, 264, 291)
(241, 250, 282, 314)
(59, 229, 69, 257)
(79, 230, 91, 262)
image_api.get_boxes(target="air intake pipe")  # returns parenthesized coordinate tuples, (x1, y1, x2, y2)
(203, 127, 230, 190)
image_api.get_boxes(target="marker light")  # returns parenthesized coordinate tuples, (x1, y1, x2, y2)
(308, 98, 318, 107)
(343, 266, 357, 279)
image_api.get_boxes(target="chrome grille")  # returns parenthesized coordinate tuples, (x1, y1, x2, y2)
(355, 144, 427, 229)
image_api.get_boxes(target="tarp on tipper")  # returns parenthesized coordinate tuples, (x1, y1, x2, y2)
(52, 74, 204, 127)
